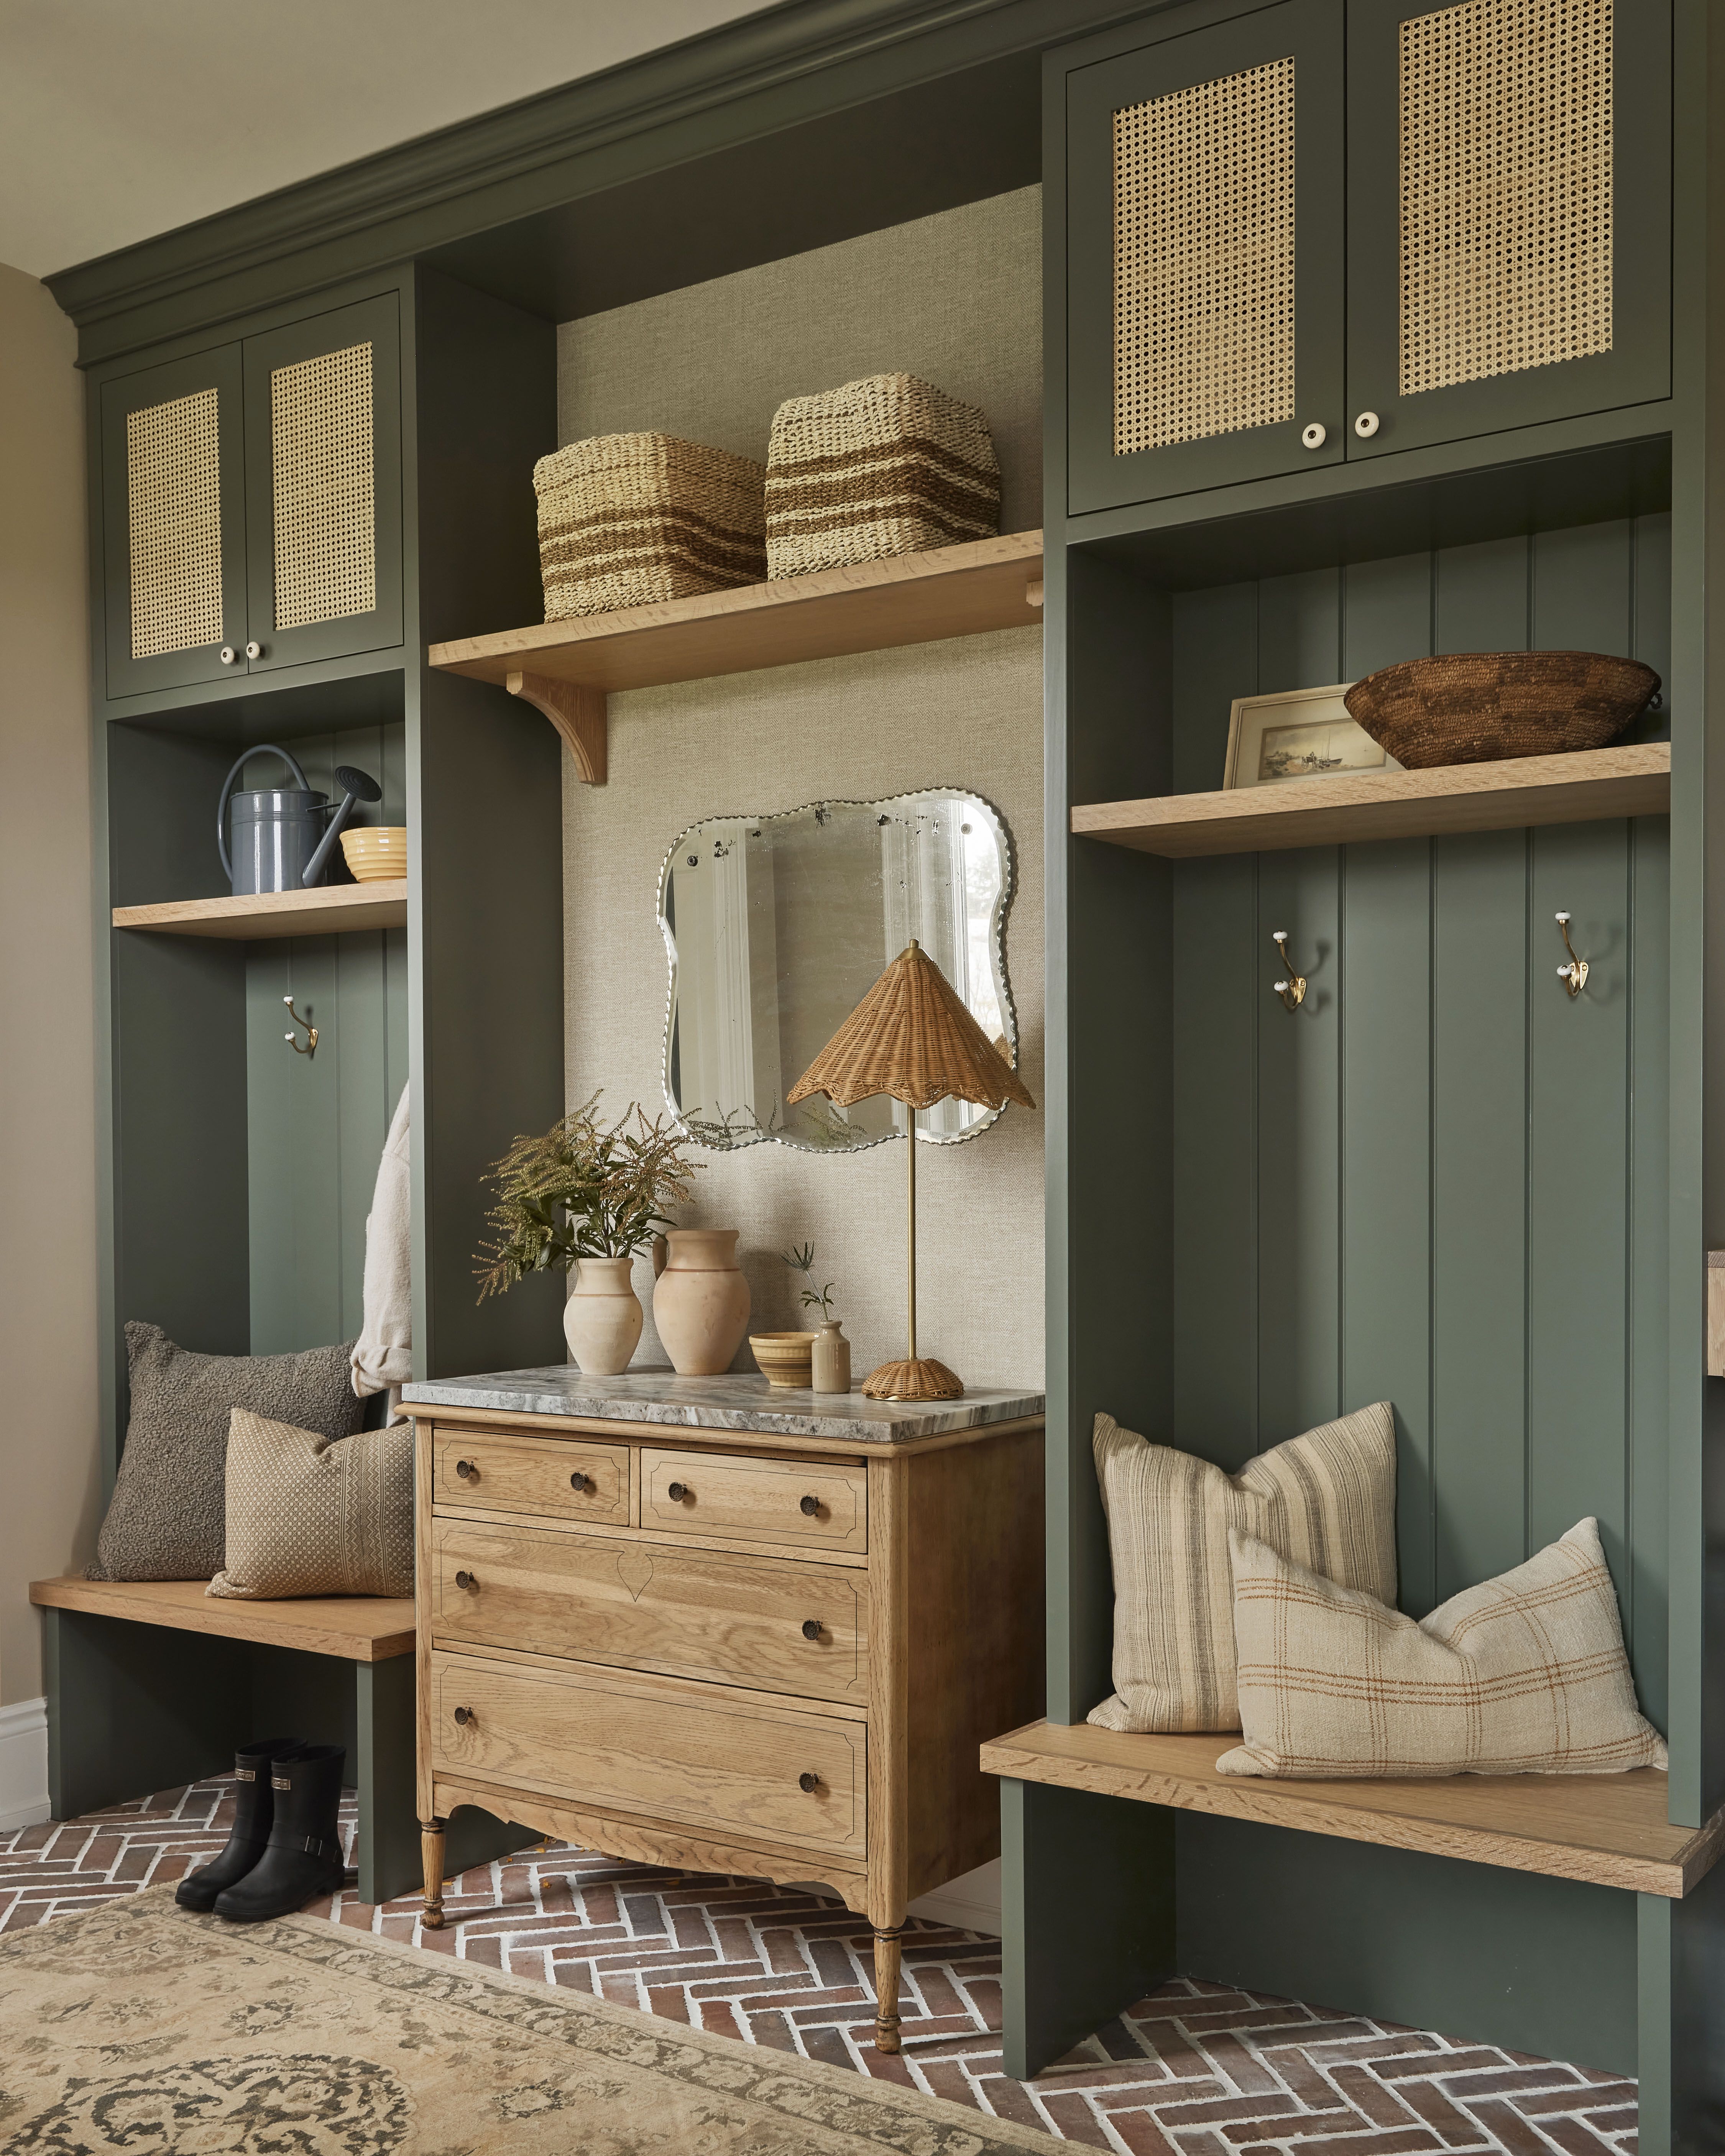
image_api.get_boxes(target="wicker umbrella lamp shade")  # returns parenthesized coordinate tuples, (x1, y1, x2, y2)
(786, 940, 1034, 1401)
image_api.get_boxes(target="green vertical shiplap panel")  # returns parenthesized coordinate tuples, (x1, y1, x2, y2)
(1338, 839, 1436, 1615)
(1171, 856, 1259, 1470)
(1433, 535, 1529, 654)
(1629, 817, 1671, 1730)
(1633, 513, 1673, 743)
(1341, 553, 1432, 679)
(1531, 521, 1634, 655)
(1257, 846, 1342, 1440)
(1527, 823, 1632, 1588)
(1170, 582, 1260, 1467)
(1259, 568, 1343, 690)
(244, 720, 407, 1353)
(1431, 831, 1529, 1599)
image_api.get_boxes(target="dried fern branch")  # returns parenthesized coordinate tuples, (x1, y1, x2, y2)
(475, 1092, 698, 1302)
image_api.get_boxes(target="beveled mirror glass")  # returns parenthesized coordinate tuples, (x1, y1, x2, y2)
(658, 789, 1017, 1151)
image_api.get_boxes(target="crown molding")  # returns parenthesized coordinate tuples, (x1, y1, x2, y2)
(49, 0, 1142, 366)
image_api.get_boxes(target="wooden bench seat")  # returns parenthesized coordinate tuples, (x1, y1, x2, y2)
(981, 1719, 1725, 1899)
(29, 1578, 415, 1660)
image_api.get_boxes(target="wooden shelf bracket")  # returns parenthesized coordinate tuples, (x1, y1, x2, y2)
(507, 669, 608, 785)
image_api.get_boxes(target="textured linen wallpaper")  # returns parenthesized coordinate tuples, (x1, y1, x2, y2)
(555, 189, 1045, 1388)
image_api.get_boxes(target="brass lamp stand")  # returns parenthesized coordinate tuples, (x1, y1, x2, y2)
(786, 939, 1035, 1401)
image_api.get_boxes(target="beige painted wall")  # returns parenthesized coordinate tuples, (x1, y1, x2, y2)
(557, 190, 1045, 1386)
(0, 264, 101, 1705)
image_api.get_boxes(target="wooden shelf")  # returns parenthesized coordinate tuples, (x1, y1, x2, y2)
(111, 880, 408, 940)
(429, 530, 1045, 694)
(30, 1577, 416, 1662)
(1073, 743, 1671, 857)
(981, 1719, 1725, 1898)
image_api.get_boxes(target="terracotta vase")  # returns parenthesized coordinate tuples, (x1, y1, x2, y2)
(652, 1228, 751, 1375)
(811, 1320, 853, 1395)
(564, 1254, 643, 1375)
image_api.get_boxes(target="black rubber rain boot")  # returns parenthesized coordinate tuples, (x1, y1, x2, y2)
(174, 1737, 306, 1912)
(212, 1745, 347, 1922)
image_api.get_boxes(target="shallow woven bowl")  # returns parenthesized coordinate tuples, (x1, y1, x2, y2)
(1343, 652, 1660, 770)
(341, 827, 409, 882)
(749, 1332, 816, 1389)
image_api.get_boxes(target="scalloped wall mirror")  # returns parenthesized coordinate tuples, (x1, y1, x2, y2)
(657, 789, 1018, 1151)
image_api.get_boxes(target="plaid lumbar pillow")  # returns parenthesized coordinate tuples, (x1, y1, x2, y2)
(209, 1407, 413, 1601)
(1089, 1402, 1397, 1734)
(1217, 1517, 1667, 1778)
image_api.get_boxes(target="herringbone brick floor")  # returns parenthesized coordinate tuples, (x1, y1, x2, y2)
(0, 1777, 1637, 2152)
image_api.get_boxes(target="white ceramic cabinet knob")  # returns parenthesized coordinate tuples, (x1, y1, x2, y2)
(1301, 422, 1327, 450)
(219, 645, 238, 665)
(245, 640, 265, 660)
(1354, 411, 1381, 438)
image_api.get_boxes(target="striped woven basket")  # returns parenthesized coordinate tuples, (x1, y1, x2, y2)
(764, 374, 1001, 580)
(533, 432, 766, 620)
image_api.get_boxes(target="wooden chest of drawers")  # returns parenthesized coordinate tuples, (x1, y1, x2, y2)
(414, 1401, 1043, 2051)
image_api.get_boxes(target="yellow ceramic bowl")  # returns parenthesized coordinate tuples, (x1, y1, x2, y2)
(749, 1332, 816, 1389)
(341, 827, 408, 883)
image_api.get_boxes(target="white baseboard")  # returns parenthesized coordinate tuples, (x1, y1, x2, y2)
(0, 1697, 49, 1830)
(908, 1858, 1001, 1936)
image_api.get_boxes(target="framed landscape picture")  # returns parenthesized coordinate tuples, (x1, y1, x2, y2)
(1222, 683, 1402, 790)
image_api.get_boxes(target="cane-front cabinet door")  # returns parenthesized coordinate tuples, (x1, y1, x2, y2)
(1066, 0, 1346, 514)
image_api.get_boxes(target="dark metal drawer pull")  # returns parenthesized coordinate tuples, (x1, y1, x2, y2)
(802, 1619, 823, 1641)
(798, 1772, 820, 1794)
(666, 1481, 688, 1501)
(799, 1494, 820, 1517)
(569, 1471, 593, 1493)
(454, 1459, 478, 1481)
(453, 1706, 475, 1727)
(453, 1570, 476, 1591)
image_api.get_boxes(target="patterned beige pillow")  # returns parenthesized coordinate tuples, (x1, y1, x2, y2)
(208, 1408, 414, 1601)
(1089, 1402, 1397, 1734)
(1217, 1517, 1667, 1778)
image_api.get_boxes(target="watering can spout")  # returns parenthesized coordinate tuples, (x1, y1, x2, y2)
(301, 765, 384, 888)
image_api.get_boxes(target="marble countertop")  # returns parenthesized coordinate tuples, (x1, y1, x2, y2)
(399, 1366, 1046, 1445)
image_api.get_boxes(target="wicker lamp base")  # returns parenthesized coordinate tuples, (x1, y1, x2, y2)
(861, 1357, 964, 1402)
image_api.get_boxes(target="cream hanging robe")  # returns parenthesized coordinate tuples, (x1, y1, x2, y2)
(352, 1084, 411, 1417)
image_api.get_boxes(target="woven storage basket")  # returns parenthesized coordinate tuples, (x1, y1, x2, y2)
(764, 373, 1001, 579)
(534, 432, 766, 620)
(1344, 652, 1660, 769)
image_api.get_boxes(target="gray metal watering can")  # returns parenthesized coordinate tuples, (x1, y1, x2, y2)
(216, 744, 383, 896)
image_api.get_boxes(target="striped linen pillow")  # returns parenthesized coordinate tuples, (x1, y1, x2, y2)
(1089, 1402, 1397, 1734)
(1217, 1517, 1667, 1778)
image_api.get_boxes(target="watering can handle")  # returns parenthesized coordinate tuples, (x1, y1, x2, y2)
(217, 744, 313, 883)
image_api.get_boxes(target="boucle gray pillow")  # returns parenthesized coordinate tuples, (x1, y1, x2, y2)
(90, 1323, 363, 1582)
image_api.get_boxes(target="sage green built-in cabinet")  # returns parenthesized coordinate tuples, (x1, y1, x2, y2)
(1066, 0, 1672, 514)
(99, 292, 402, 701)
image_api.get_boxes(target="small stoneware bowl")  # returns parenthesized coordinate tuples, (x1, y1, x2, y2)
(341, 826, 409, 882)
(749, 1331, 816, 1389)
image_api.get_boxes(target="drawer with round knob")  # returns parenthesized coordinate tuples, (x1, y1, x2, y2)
(428, 1647, 866, 1857)
(429, 1518, 869, 1703)
(639, 1447, 866, 1553)
(431, 1427, 629, 1525)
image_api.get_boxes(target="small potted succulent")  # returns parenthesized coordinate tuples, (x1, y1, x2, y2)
(476, 1094, 697, 1374)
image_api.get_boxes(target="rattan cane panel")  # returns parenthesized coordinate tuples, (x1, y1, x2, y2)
(1112, 58, 1296, 456)
(127, 388, 223, 658)
(1400, 0, 1613, 396)
(271, 340, 376, 630)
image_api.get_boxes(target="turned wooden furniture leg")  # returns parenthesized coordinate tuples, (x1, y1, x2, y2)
(420, 1817, 447, 1929)
(873, 1926, 905, 2053)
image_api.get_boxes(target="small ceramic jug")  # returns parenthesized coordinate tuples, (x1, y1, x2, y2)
(812, 1320, 852, 1394)
(653, 1228, 751, 1374)
(564, 1254, 643, 1375)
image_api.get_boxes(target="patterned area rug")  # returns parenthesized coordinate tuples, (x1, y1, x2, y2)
(0, 1785, 1638, 2151)
(0, 1886, 1050, 2154)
